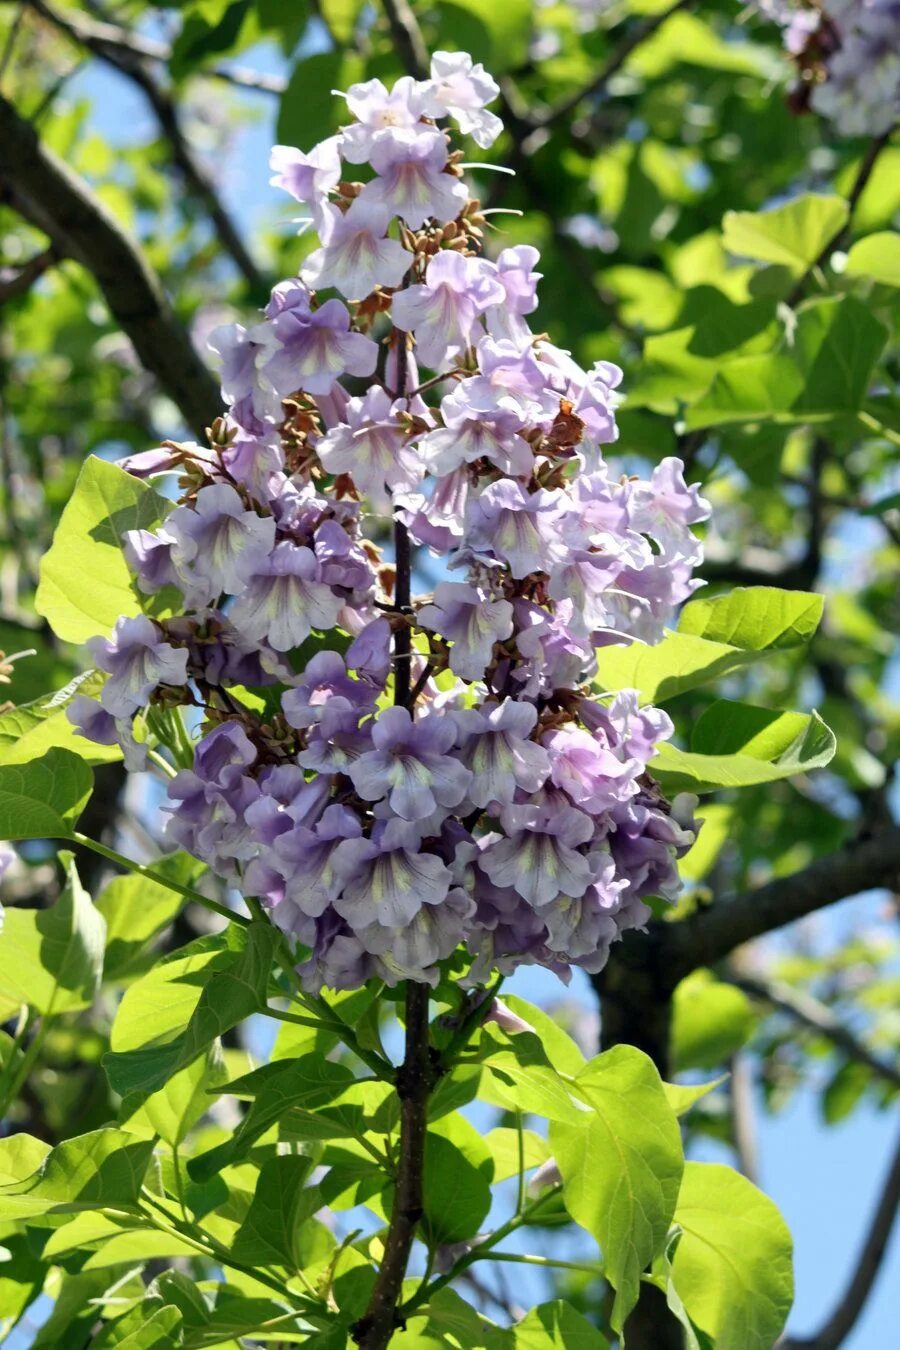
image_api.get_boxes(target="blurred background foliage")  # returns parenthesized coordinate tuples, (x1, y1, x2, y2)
(0, 0, 897, 1345)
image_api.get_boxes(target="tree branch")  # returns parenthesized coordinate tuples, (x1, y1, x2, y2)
(26, 0, 266, 295)
(663, 824, 900, 987)
(780, 1130, 900, 1350)
(0, 245, 60, 302)
(729, 972, 900, 1093)
(380, 0, 429, 81)
(0, 90, 221, 437)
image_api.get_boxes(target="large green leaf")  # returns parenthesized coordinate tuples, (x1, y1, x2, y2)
(477, 1025, 583, 1124)
(119, 1041, 226, 1147)
(0, 853, 105, 1014)
(596, 587, 822, 703)
(686, 297, 888, 428)
(653, 702, 836, 793)
(97, 853, 203, 982)
(843, 231, 900, 288)
(230, 1155, 333, 1271)
(670, 1163, 793, 1350)
(392, 1287, 505, 1349)
(104, 922, 276, 1097)
(0, 1128, 155, 1221)
(420, 1116, 494, 1247)
(550, 1046, 684, 1332)
(0, 671, 119, 767)
(508, 1301, 609, 1348)
(35, 455, 170, 644)
(0, 747, 93, 839)
(436, 0, 533, 72)
(672, 972, 756, 1071)
(91, 1303, 183, 1348)
(722, 194, 848, 275)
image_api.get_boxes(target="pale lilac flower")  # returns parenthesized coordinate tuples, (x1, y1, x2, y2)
(485, 246, 542, 341)
(422, 51, 503, 148)
(400, 467, 469, 553)
(630, 457, 710, 562)
(88, 616, 188, 718)
(417, 390, 534, 478)
(347, 616, 392, 685)
(317, 387, 423, 500)
(417, 581, 513, 682)
(166, 484, 276, 601)
(543, 725, 640, 813)
(282, 651, 375, 729)
(228, 543, 343, 652)
(362, 127, 468, 229)
(356, 885, 475, 979)
(453, 701, 550, 808)
(271, 805, 364, 920)
(207, 323, 280, 425)
(269, 138, 342, 227)
(348, 705, 472, 821)
(331, 818, 453, 928)
(392, 249, 506, 368)
(301, 198, 411, 300)
(465, 480, 565, 579)
(258, 282, 378, 397)
(340, 76, 430, 163)
(480, 803, 594, 908)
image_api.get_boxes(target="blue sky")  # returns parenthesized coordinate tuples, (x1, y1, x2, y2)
(49, 41, 900, 1348)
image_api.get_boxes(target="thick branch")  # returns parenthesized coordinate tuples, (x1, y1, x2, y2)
(781, 1131, 900, 1350)
(352, 984, 432, 1349)
(0, 90, 221, 437)
(27, 0, 265, 294)
(663, 825, 900, 987)
(730, 973, 900, 1092)
(380, 0, 429, 81)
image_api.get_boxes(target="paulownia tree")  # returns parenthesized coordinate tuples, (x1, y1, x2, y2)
(0, 2, 897, 1347)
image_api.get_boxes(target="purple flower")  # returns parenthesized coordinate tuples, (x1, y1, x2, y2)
(66, 694, 118, 747)
(480, 803, 594, 908)
(392, 251, 506, 368)
(400, 466, 469, 553)
(297, 697, 372, 774)
(486, 246, 542, 342)
(361, 127, 468, 230)
(340, 76, 430, 164)
(580, 690, 674, 768)
(355, 885, 475, 979)
(207, 323, 280, 424)
(537, 343, 622, 447)
(228, 542, 343, 652)
(347, 705, 471, 821)
(417, 581, 513, 682)
(88, 616, 188, 718)
(257, 282, 378, 397)
(123, 528, 180, 596)
(271, 804, 364, 921)
(316, 387, 423, 501)
(631, 457, 710, 563)
(543, 725, 640, 813)
(301, 198, 411, 300)
(422, 51, 503, 148)
(512, 599, 592, 697)
(346, 616, 392, 685)
(417, 389, 534, 478)
(166, 484, 276, 602)
(453, 700, 550, 808)
(331, 818, 454, 928)
(282, 650, 376, 729)
(269, 138, 342, 227)
(465, 481, 565, 579)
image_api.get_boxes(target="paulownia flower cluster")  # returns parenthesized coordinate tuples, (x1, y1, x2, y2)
(70, 53, 709, 992)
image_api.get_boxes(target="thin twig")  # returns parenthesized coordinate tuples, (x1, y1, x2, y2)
(0, 245, 61, 303)
(780, 1131, 900, 1350)
(730, 972, 900, 1092)
(0, 89, 221, 436)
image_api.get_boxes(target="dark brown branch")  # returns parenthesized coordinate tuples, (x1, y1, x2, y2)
(663, 825, 900, 988)
(0, 245, 60, 302)
(730, 973, 900, 1092)
(787, 129, 894, 307)
(352, 984, 432, 1350)
(380, 0, 429, 81)
(531, 0, 696, 130)
(0, 89, 221, 437)
(26, 0, 265, 295)
(780, 1131, 900, 1350)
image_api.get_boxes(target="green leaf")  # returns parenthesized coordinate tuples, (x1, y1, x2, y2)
(653, 702, 837, 794)
(97, 854, 203, 982)
(843, 231, 900, 288)
(119, 1041, 226, 1147)
(686, 297, 888, 428)
(170, 0, 252, 81)
(672, 972, 756, 1071)
(663, 1076, 728, 1118)
(478, 1026, 583, 1124)
(0, 671, 120, 767)
(420, 1117, 493, 1246)
(320, 0, 363, 42)
(0, 747, 93, 840)
(35, 455, 170, 644)
(0, 1128, 155, 1221)
(596, 587, 822, 703)
(0, 853, 105, 1014)
(0, 1233, 47, 1335)
(0, 1133, 51, 1185)
(551, 1046, 684, 1332)
(485, 1126, 550, 1182)
(393, 1287, 505, 1348)
(230, 1154, 331, 1271)
(509, 1301, 609, 1347)
(91, 1303, 183, 1348)
(277, 51, 365, 149)
(189, 1053, 356, 1179)
(104, 922, 276, 1096)
(670, 1163, 794, 1350)
(436, 0, 532, 72)
(722, 195, 848, 275)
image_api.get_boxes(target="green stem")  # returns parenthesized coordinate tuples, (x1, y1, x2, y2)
(147, 748, 177, 779)
(72, 832, 246, 926)
(485, 1251, 604, 1277)
(515, 1112, 526, 1217)
(401, 1185, 564, 1316)
(0, 1009, 51, 1117)
(440, 975, 504, 1067)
